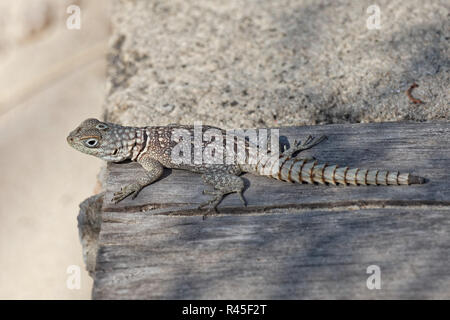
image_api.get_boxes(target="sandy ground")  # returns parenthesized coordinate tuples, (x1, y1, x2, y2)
(0, 0, 109, 299)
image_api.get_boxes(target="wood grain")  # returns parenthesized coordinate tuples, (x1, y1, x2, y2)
(94, 122, 450, 299)
(94, 208, 450, 299)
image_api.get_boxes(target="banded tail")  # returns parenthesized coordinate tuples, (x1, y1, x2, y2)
(252, 154, 426, 186)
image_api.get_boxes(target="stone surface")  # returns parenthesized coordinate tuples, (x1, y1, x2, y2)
(105, 0, 449, 129)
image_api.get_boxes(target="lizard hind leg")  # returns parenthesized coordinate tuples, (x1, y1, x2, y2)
(282, 135, 327, 158)
(198, 171, 246, 218)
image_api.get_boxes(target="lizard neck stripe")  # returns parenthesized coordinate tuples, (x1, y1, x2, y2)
(141, 129, 148, 153)
(130, 130, 139, 161)
(137, 129, 151, 161)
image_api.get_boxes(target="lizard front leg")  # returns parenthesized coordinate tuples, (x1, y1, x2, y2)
(112, 155, 164, 203)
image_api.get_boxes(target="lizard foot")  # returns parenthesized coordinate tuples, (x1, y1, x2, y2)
(198, 189, 247, 220)
(112, 182, 143, 203)
(298, 135, 327, 150)
(283, 135, 327, 158)
(198, 191, 223, 220)
(199, 172, 246, 219)
(198, 190, 223, 211)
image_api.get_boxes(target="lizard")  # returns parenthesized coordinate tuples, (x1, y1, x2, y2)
(67, 118, 426, 214)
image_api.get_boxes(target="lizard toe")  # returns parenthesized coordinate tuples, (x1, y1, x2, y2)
(112, 194, 125, 203)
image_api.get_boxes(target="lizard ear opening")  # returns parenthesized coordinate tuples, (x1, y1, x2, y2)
(96, 123, 109, 130)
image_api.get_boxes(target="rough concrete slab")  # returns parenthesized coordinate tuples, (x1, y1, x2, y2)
(105, 0, 448, 128)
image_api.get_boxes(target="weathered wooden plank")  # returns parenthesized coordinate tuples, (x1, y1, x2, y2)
(92, 122, 450, 299)
(103, 122, 450, 214)
(93, 207, 450, 299)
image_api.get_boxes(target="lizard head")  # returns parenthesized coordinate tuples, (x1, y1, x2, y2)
(67, 118, 133, 162)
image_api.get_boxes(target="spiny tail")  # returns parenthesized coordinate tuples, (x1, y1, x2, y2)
(253, 154, 426, 186)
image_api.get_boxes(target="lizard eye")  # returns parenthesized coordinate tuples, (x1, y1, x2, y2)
(96, 123, 108, 130)
(84, 138, 99, 148)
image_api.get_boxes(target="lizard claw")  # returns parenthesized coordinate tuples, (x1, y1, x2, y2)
(112, 183, 143, 203)
(302, 135, 314, 146)
(282, 134, 327, 157)
(202, 206, 219, 220)
(202, 189, 214, 195)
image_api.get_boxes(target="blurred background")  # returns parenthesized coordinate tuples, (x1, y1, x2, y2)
(0, 0, 109, 299)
